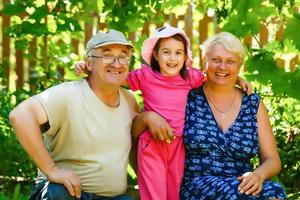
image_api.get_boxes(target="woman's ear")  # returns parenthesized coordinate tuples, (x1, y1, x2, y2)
(204, 59, 209, 70)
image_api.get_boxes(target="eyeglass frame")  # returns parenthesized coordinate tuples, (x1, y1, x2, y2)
(88, 55, 131, 65)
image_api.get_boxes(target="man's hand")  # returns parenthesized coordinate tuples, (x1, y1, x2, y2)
(131, 111, 175, 143)
(143, 112, 175, 143)
(46, 166, 82, 198)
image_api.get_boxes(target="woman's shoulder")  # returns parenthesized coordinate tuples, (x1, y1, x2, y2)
(243, 92, 261, 109)
(187, 86, 205, 100)
(246, 92, 260, 102)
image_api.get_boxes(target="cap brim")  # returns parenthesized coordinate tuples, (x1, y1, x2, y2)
(93, 41, 134, 49)
(86, 41, 134, 55)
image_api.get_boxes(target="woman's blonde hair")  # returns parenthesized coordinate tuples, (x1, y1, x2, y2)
(200, 32, 246, 62)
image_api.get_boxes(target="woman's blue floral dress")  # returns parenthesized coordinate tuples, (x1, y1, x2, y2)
(180, 87, 286, 200)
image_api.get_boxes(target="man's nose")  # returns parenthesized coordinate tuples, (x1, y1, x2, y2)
(111, 58, 122, 67)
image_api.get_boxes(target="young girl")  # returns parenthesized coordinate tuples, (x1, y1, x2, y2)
(75, 25, 250, 200)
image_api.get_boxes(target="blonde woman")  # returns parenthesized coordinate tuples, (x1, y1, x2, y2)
(180, 32, 286, 199)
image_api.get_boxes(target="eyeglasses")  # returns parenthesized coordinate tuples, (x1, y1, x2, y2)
(88, 55, 131, 65)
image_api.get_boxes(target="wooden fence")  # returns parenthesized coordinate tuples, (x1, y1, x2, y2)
(1, 3, 298, 90)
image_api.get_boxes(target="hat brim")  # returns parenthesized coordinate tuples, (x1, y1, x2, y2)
(86, 41, 134, 55)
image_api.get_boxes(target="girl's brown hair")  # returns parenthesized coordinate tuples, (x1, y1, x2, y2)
(150, 33, 188, 79)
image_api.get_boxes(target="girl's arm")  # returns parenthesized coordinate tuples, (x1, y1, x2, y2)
(74, 61, 129, 87)
(236, 77, 252, 95)
(237, 100, 281, 196)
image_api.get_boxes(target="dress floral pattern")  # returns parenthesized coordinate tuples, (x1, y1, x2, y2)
(180, 86, 286, 200)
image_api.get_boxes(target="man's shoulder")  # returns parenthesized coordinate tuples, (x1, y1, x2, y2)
(120, 88, 135, 102)
(34, 79, 84, 100)
(120, 88, 139, 115)
(48, 79, 84, 91)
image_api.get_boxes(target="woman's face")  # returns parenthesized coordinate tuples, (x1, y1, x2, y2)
(205, 43, 242, 86)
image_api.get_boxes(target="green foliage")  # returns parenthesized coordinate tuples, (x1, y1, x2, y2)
(267, 96, 300, 194)
(0, 184, 29, 200)
(245, 49, 300, 99)
(0, 0, 300, 197)
(0, 65, 36, 180)
(285, 14, 300, 49)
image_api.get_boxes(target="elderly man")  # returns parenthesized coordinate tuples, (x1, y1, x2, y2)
(9, 30, 139, 200)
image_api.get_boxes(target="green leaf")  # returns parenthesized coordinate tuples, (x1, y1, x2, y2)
(269, 0, 287, 10)
(245, 50, 300, 99)
(285, 14, 300, 50)
(21, 21, 50, 36)
(222, 13, 260, 36)
(1, 2, 26, 16)
(221, 0, 267, 36)
(29, 5, 48, 22)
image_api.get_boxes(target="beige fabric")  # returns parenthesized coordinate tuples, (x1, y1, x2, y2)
(34, 79, 133, 196)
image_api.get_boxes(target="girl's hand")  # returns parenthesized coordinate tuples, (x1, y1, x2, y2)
(237, 77, 251, 95)
(237, 171, 263, 196)
(74, 61, 87, 76)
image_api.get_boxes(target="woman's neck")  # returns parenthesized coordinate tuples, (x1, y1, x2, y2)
(204, 82, 236, 98)
(203, 82, 240, 122)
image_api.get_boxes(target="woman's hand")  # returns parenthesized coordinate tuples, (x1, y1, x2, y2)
(237, 171, 263, 196)
(74, 61, 87, 76)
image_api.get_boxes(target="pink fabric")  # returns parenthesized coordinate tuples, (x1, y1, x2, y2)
(128, 65, 205, 136)
(128, 64, 205, 199)
(137, 131, 185, 200)
(141, 25, 193, 67)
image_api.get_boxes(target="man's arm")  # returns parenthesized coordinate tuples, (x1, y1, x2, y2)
(9, 97, 81, 198)
(131, 111, 174, 141)
(9, 98, 55, 174)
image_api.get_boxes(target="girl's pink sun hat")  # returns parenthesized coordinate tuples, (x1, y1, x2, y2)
(141, 24, 193, 67)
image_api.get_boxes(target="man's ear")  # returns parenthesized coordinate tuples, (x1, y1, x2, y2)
(85, 59, 92, 72)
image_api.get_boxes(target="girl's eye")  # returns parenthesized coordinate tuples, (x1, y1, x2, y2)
(227, 60, 235, 65)
(176, 51, 184, 55)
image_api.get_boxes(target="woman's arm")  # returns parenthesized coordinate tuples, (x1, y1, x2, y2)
(255, 100, 281, 178)
(238, 100, 281, 196)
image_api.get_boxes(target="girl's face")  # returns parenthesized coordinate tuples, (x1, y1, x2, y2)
(153, 37, 187, 77)
(205, 43, 241, 86)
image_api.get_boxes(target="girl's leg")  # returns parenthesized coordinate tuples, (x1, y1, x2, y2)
(166, 136, 185, 200)
(137, 131, 167, 200)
